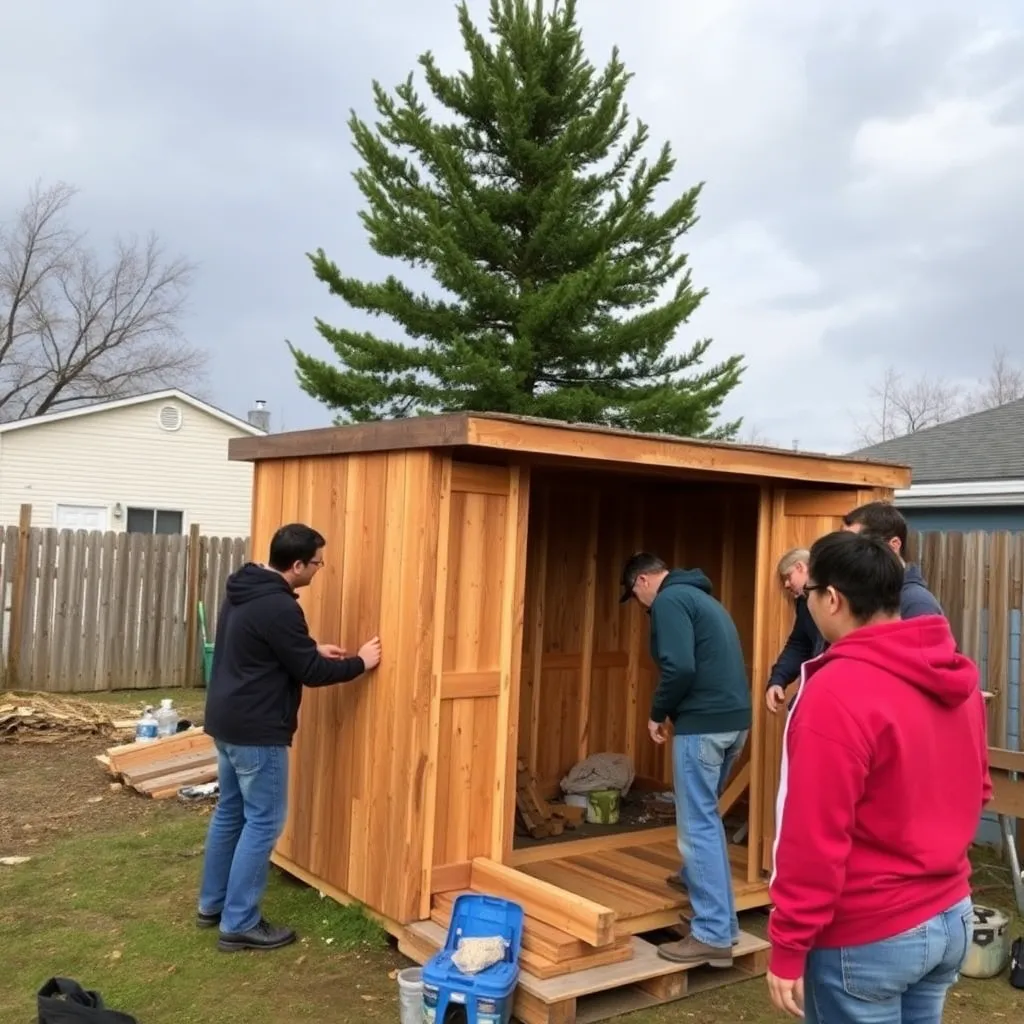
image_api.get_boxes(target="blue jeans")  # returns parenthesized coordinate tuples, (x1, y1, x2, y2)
(672, 730, 748, 949)
(804, 896, 972, 1023)
(198, 742, 289, 934)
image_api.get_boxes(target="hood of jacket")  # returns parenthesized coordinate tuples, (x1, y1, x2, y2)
(809, 614, 977, 709)
(659, 568, 714, 596)
(903, 563, 927, 588)
(224, 562, 297, 606)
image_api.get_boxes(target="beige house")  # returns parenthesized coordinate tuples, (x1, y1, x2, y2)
(0, 390, 267, 537)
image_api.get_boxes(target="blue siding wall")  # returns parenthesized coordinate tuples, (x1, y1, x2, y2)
(903, 506, 1024, 533)
(908, 509, 1023, 849)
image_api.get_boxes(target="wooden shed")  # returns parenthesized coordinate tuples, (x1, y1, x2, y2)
(228, 413, 909, 1015)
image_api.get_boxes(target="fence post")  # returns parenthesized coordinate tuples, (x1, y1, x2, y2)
(184, 523, 202, 687)
(6, 503, 33, 689)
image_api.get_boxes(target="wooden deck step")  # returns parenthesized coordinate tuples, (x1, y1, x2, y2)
(400, 919, 770, 1024)
(517, 841, 764, 936)
(470, 857, 617, 947)
(431, 892, 632, 979)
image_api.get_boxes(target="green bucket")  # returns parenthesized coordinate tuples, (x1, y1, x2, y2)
(586, 789, 621, 825)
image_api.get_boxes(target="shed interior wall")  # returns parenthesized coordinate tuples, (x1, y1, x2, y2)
(517, 470, 761, 800)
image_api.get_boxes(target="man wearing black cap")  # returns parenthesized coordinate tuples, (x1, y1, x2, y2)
(620, 552, 752, 971)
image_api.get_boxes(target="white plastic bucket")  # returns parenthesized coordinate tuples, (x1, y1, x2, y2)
(397, 967, 423, 1024)
(960, 905, 1011, 979)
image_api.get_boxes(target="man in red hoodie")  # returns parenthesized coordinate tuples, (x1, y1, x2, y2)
(766, 530, 991, 1022)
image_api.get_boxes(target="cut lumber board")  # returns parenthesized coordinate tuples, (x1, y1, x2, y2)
(105, 729, 213, 775)
(135, 763, 219, 798)
(430, 894, 631, 979)
(434, 890, 588, 962)
(470, 857, 616, 948)
(120, 749, 218, 786)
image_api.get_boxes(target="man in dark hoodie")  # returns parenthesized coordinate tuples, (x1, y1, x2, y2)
(197, 523, 381, 953)
(620, 552, 752, 970)
(841, 501, 944, 618)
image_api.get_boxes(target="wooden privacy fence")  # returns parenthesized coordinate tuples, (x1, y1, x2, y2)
(907, 529, 1023, 752)
(0, 505, 249, 692)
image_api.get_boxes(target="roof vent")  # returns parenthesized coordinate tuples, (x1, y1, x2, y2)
(158, 404, 183, 431)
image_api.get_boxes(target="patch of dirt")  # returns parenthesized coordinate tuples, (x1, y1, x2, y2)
(0, 737, 196, 857)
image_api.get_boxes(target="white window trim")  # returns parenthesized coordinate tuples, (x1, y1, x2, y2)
(894, 479, 1024, 509)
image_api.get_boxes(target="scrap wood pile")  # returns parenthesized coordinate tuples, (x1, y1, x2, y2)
(99, 728, 218, 800)
(515, 759, 584, 838)
(0, 692, 136, 744)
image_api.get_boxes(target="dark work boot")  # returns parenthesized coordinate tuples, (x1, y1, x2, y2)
(218, 918, 297, 952)
(657, 934, 733, 969)
(196, 909, 221, 929)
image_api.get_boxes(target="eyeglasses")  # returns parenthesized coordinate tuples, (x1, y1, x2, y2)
(802, 583, 826, 597)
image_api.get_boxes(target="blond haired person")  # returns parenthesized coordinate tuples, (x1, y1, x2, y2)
(764, 548, 824, 713)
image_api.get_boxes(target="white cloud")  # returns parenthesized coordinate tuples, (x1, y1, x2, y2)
(851, 94, 1024, 183)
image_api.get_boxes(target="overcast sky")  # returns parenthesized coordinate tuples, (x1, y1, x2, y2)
(2, 0, 1021, 453)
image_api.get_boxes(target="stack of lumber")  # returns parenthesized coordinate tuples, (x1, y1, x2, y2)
(430, 889, 632, 979)
(0, 692, 136, 744)
(516, 759, 585, 838)
(98, 728, 217, 799)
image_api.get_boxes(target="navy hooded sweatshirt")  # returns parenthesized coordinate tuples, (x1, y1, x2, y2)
(204, 563, 367, 747)
(766, 563, 944, 693)
(648, 569, 752, 736)
(901, 563, 944, 619)
(767, 595, 825, 690)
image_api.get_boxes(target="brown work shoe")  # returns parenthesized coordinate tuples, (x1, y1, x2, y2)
(673, 913, 739, 946)
(657, 935, 733, 968)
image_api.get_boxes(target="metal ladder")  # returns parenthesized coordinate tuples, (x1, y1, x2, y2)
(999, 813, 1024, 915)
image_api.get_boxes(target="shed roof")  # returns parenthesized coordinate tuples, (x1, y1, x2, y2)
(230, 411, 910, 489)
(850, 398, 1024, 484)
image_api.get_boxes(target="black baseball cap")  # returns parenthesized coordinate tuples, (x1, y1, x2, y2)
(619, 552, 662, 603)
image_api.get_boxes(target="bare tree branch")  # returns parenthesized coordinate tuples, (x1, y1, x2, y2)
(854, 349, 1023, 446)
(739, 423, 783, 448)
(962, 346, 1024, 413)
(0, 180, 207, 421)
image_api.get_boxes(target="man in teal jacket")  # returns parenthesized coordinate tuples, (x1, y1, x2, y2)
(620, 552, 752, 970)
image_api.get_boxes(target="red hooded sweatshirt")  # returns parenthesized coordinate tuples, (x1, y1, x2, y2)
(768, 614, 991, 981)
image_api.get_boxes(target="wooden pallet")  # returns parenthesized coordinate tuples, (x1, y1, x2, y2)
(98, 728, 217, 799)
(400, 918, 769, 1024)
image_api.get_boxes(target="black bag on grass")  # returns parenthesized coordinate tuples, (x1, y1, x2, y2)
(1011, 937, 1024, 990)
(37, 977, 138, 1024)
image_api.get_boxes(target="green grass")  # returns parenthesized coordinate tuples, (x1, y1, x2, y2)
(0, 815, 401, 1024)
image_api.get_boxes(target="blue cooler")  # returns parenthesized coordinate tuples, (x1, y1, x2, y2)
(422, 893, 524, 1024)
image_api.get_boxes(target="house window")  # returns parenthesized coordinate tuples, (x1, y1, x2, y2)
(126, 507, 184, 535)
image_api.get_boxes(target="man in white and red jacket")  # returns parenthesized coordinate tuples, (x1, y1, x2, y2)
(766, 530, 991, 1023)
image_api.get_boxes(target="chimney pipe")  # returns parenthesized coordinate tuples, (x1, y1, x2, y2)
(247, 399, 271, 433)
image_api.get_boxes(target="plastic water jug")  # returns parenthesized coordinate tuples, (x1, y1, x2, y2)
(155, 699, 179, 737)
(135, 707, 158, 742)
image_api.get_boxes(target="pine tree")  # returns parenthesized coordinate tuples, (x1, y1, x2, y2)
(290, 0, 745, 438)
